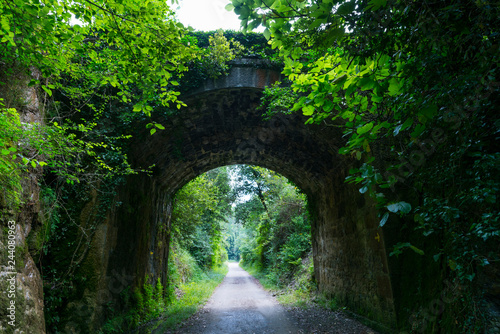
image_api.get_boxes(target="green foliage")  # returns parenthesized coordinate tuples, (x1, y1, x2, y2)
(168, 245, 205, 286)
(277, 216, 311, 270)
(224, 217, 244, 261)
(142, 265, 228, 333)
(99, 277, 167, 333)
(0, 0, 196, 223)
(233, 165, 311, 286)
(228, 0, 499, 330)
(0, 102, 22, 207)
(99, 246, 228, 333)
(260, 83, 296, 120)
(172, 167, 232, 269)
(190, 30, 274, 58)
(202, 30, 244, 79)
(0, 0, 195, 112)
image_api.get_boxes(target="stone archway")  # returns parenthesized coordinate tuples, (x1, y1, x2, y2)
(71, 59, 397, 332)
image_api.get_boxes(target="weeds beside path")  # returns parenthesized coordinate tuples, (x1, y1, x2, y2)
(133, 265, 228, 334)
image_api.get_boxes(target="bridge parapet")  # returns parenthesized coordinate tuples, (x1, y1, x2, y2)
(184, 57, 282, 97)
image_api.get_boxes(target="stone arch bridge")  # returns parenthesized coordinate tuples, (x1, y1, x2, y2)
(75, 58, 401, 332)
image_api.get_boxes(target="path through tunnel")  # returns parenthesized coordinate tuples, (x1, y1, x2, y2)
(76, 60, 397, 332)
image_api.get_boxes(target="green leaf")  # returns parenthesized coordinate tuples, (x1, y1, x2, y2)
(358, 76, 375, 91)
(225, 3, 235, 11)
(150, 128, 156, 135)
(1, 149, 10, 155)
(30, 160, 37, 168)
(409, 245, 424, 255)
(41, 85, 53, 97)
(327, 28, 345, 41)
(418, 104, 438, 123)
(339, 147, 350, 155)
(371, 95, 383, 103)
(387, 201, 412, 214)
(356, 122, 374, 135)
(398, 201, 412, 214)
(379, 212, 389, 227)
(388, 77, 402, 96)
(337, 1, 356, 15)
(411, 124, 426, 138)
(263, 28, 271, 40)
(466, 273, 475, 281)
(401, 117, 413, 132)
(387, 203, 399, 213)
(302, 105, 315, 116)
(393, 124, 402, 136)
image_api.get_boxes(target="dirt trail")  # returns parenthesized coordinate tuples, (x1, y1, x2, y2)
(178, 262, 295, 333)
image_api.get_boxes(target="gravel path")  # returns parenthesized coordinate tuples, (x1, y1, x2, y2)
(167, 263, 378, 334)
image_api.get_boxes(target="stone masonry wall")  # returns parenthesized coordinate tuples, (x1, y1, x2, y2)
(311, 170, 396, 327)
(61, 174, 172, 332)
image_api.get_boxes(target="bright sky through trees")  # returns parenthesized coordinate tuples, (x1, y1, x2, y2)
(176, 0, 242, 31)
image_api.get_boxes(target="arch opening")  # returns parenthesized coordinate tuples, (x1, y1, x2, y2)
(169, 164, 311, 279)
